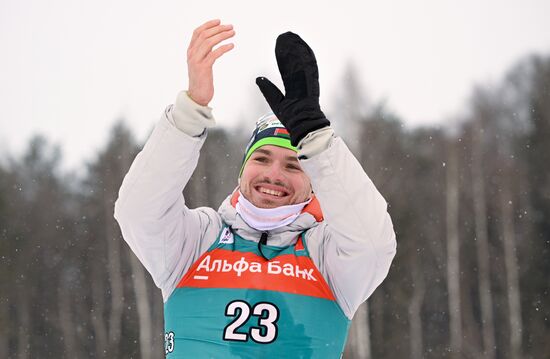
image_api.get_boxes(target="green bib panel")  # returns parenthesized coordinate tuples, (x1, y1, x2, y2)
(164, 226, 350, 358)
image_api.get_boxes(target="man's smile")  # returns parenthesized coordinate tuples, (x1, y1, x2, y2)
(254, 184, 290, 199)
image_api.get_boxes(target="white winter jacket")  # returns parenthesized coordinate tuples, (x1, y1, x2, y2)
(114, 91, 397, 320)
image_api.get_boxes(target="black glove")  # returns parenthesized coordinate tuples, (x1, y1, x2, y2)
(256, 32, 330, 146)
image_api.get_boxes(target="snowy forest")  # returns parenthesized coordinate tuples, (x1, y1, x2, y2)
(1, 53, 549, 359)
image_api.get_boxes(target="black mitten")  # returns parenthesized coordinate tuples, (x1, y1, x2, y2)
(256, 32, 330, 146)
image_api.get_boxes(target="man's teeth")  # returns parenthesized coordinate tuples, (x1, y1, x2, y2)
(259, 187, 284, 197)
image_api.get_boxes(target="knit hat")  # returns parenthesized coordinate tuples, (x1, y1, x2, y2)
(239, 113, 297, 177)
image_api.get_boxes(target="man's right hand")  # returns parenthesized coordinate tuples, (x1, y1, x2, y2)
(187, 19, 235, 106)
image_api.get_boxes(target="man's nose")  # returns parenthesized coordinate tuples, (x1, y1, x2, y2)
(264, 163, 286, 182)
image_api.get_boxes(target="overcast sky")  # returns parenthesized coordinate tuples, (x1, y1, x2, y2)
(1, 0, 549, 170)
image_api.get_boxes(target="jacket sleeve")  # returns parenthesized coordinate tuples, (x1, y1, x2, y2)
(114, 92, 223, 302)
(299, 130, 397, 319)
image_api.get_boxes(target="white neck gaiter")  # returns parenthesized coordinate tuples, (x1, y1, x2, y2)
(236, 191, 311, 231)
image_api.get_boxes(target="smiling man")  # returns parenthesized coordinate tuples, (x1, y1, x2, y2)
(115, 19, 397, 358)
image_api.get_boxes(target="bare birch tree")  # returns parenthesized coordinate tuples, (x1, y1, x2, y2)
(409, 257, 425, 359)
(471, 119, 496, 359)
(446, 139, 462, 358)
(499, 174, 523, 358)
(0, 171, 10, 359)
(105, 195, 124, 357)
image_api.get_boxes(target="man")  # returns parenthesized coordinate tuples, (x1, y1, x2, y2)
(114, 19, 396, 358)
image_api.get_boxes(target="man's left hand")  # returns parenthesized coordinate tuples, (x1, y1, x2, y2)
(256, 32, 330, 146)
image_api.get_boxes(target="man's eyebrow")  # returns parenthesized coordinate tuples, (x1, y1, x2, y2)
(254, 148, 271, 155)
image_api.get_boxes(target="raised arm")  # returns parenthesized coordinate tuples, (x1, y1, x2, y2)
(114, 20, 235, 301)
(256, 32, 396, 318)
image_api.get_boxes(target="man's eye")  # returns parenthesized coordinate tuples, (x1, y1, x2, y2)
(254, 157, 268, 163)
(287, 164, 301, 171)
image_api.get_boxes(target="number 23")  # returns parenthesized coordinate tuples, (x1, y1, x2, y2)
(223, 300, 279, 344)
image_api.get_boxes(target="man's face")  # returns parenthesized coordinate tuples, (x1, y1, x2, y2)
(239, 145, 312, 209)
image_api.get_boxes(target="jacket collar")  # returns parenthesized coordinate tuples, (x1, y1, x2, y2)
(217, 189, 323, 247)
